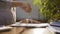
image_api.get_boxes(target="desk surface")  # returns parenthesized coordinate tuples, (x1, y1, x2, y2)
(22, 28, 54, 34)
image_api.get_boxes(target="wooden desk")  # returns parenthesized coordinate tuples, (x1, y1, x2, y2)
(0, 27, 25, 34)
(0, 27, 16, 34)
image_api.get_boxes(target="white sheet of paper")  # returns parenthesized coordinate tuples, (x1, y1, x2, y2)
(0, 26, 12, 30)
(11, 22, 49, 27)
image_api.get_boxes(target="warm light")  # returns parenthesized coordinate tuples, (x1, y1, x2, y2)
(22, 28, 53, 34)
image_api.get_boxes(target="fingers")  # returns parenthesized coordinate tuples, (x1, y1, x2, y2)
(21, 3, 32, 13)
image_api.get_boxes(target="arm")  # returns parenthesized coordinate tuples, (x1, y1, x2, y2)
(11, 2, 23, 7)
(11, 2, 32, 13)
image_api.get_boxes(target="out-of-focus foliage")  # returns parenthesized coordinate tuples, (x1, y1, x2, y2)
(33, 0, 60, 22)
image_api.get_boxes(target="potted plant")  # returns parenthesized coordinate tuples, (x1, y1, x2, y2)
(33, 0, 60, 23)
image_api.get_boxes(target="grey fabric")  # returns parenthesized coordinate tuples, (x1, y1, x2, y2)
(0, 1, 11, 8)
(0, 1, 14, 26)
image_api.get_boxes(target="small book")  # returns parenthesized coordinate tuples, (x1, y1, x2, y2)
(47, 25, 60, 33)
(50, 22, 60, 27)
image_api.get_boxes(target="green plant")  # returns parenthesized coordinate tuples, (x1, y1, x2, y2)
(33, 0, 60, 22)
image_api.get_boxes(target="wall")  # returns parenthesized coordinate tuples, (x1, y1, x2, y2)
(15, 0, 44, 20)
